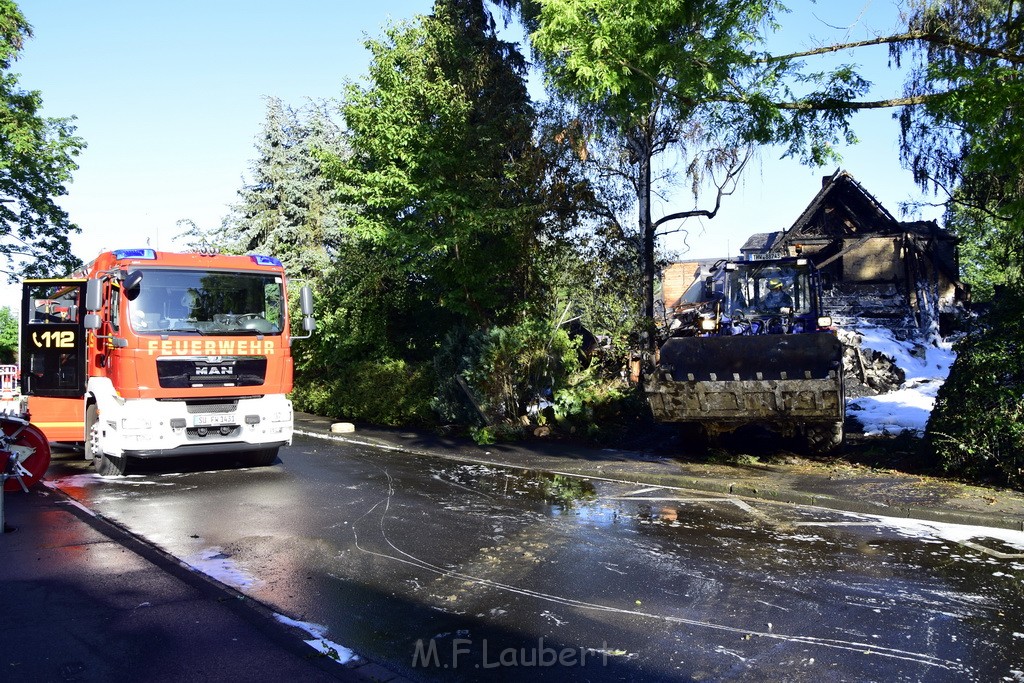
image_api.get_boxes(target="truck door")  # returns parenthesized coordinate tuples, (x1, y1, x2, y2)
(21, 280, 88, 398)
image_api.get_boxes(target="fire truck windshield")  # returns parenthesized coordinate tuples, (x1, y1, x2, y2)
(126, 269, 285, 335)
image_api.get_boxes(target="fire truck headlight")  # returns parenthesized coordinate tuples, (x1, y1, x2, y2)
(121, 417, 152, 431)
(699, 318, 717, 331)
(817, 316, 833, 328)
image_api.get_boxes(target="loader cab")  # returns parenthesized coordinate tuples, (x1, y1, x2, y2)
(722, 261, 815, 318)
(673, 257, 829, 337)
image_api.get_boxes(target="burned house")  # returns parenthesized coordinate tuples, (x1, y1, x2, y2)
(658, 170, 965, 336)
(738, 170, 965, 335)
(659, 258, 723, 321)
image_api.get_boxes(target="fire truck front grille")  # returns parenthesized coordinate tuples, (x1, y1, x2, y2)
(156, 357, 268, 389)
(185, 401, 239, 414)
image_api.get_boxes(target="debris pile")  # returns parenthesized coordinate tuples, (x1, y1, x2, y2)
(837, 325, 956, 436)
(838, 329, 906, 398)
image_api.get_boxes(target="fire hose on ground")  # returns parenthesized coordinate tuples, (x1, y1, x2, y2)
(1, 415, 51, 533)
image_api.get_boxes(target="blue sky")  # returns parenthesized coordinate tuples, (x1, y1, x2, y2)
(11, 1, 941, 279)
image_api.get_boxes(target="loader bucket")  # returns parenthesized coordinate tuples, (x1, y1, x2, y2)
(646, 332, 845, 429)
(657, 333, 842, 383)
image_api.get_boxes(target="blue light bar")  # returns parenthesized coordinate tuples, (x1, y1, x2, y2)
(113, 248, 157, 260)
(250, 254, 283, 267)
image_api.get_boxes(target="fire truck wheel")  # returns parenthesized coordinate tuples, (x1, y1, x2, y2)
(244, 448, 279, 467)
(2, 420, 51, 492)
(85, 403, 99, 462)
(87, 405, 128, 476)
(94, 452, 128, 477)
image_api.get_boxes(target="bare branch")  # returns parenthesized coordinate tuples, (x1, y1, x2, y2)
(762, 31, 1024, 66)
(612, 54, 952, 112)
(652, 148, 751, 233)
(767, 92, 948, 110)
(657, 225, 693, 237)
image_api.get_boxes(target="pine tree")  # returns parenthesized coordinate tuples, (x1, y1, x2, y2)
(221, 98, 347, 281)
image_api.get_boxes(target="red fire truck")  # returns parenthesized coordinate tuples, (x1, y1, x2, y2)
(19, 248, 315, 476)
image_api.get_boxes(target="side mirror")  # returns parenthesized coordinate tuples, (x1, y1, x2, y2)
(291, 285, 316, 343)
(123, 270, 144, 291)
(86, 279, 103, 312)
(84, 313, 101, 330)
(299, 286, 314, 317)
(122, 270, 143, 299)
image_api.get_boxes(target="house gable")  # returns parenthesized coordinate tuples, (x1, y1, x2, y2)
(784, 169, 901, 244)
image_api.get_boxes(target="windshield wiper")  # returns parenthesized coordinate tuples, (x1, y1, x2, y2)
(161, 325, 206, 335)
(202, 328, 266, 336)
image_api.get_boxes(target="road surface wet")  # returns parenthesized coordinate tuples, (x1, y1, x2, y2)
(46, 436, 1024, 681)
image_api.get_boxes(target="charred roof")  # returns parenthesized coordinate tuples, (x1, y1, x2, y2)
(771, 169, 954, 248)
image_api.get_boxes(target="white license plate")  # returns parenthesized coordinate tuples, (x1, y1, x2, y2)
(193, 414, 234, 426)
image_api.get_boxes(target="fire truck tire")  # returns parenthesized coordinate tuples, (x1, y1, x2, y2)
(86, 404, 128, 476)
(2, 420, 51, 492)
(94, 452, 128, 477)
(244, 447, 279, 467)
(84, 403, 98, 461)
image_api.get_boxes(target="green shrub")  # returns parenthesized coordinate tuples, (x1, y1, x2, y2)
(292, 358, 437, 427)
(553, 366, 624, 432)
(468, 425, 497, 445)
(927, 288, 1024, 489)
(468, 423, 526, 445)
(432, 317, 644, 442)
(468, 320, 578, 420)
(434, 319, 579, 425)
(432, 326, 490, 426)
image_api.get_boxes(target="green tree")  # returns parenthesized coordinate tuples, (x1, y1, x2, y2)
(496, 0, 870, 350)
(288, 219, 447, 426)
(892, 0, 1024, 291)
(884, 1, 1024, 484)
(944, 198, 1020, 302)
(327, 0, 551, 327)
(221, 97, 348, 282)
(302, 0, 619, 430)
(0, 0, 84, 280)
(525, 103, 642, 343)
(298, 0, 583, 426)
(927, 287, 1024, 489)
(0, 305, 16, 363)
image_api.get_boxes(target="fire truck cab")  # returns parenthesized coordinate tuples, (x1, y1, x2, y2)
(20, 248, 315, 475)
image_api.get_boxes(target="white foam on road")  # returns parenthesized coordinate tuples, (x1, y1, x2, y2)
(273, 613, 359, 664)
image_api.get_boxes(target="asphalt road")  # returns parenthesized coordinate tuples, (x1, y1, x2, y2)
(47, 435, 1024, 682)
